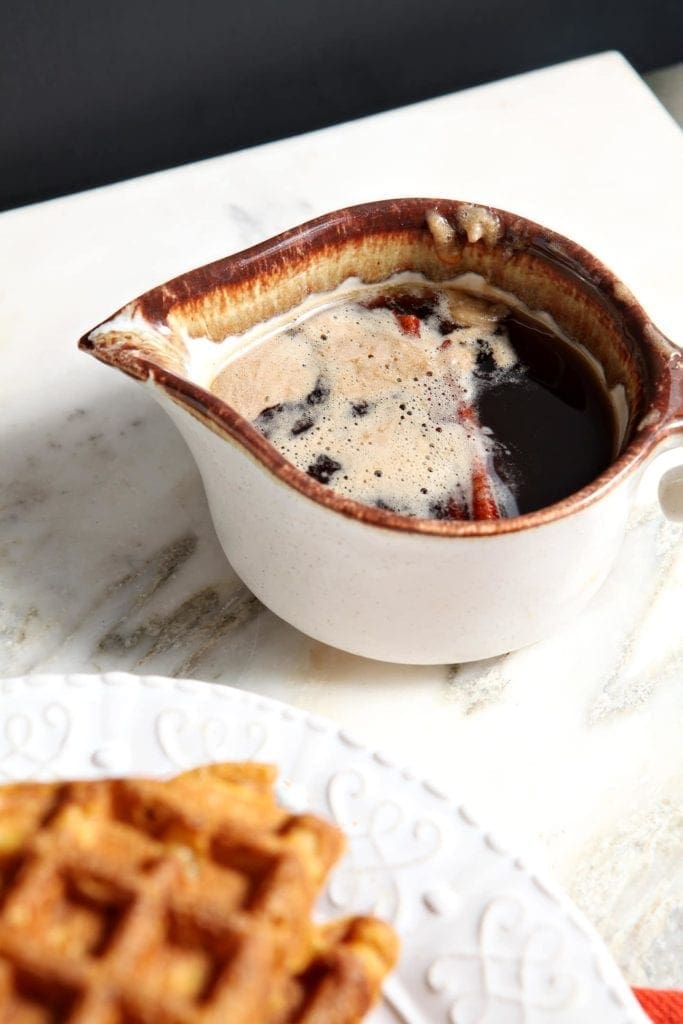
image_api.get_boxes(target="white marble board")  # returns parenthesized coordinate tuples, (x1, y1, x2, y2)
(0, 51, 682, 988)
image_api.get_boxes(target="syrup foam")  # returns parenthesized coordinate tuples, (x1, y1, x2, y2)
(211, 283, 521, 518)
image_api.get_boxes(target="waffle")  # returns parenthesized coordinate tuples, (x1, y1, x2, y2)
(0, 762, 398, 1023)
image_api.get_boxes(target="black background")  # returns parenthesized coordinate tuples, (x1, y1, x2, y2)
(2, 0, 681, 211)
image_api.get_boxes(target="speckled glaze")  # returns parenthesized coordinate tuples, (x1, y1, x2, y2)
(80, 199, 683, 662)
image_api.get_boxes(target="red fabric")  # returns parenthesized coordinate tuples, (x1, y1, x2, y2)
(633, 989, 683, 1023)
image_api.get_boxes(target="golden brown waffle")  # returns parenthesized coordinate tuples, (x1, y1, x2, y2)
(0, 763, 398, 1023)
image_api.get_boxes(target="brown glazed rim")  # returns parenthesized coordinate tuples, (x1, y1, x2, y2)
(79, 198, 683, 537)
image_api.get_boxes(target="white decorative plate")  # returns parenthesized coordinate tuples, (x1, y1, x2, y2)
(0, 674, 646, 1023)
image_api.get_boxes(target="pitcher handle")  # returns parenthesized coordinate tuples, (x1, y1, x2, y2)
(655, 337, 683, 521)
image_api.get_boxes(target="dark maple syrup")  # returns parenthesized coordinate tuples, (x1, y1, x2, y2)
(477, 310, 615, 514)
(213, 282, 617, 519)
